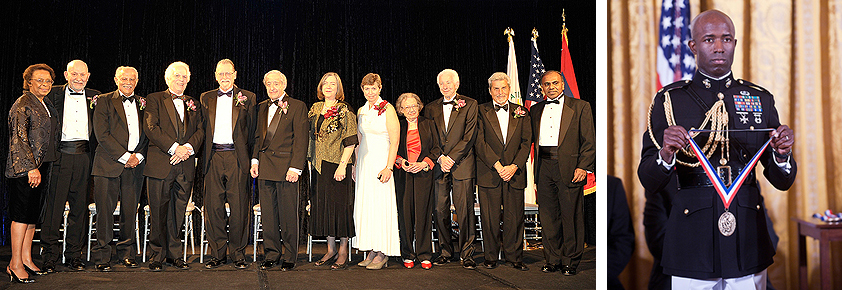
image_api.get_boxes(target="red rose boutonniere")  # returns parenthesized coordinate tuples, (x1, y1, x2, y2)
(186, 99, 197, 111)
(324, 105, 339, 119)
(88, 95, 99, 109)
(138, 97, 146, 110)
(235, 92, 247, 107)
(373, 100, 388, 116)
(513, 106, 527, 118)
(279, 101, 289, 114)
(454, 99, 466, 112)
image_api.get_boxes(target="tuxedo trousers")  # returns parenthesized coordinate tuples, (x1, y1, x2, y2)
(91, 164, 144, 264)
(203, 151, 250, 261)
(536, 158, 584, 268)
(146, 163, 192, 262)
(258, 179, 299, 263)
(42, 152, 91, 262)
(478, 181, 525, 263)
(433, 173, 476, 260)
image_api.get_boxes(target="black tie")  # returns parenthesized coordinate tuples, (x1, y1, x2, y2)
(495, 104, 508, 112)
(271, 99, 281, 107)
(546, 98, 560, 104)
(442, 101, 455, 106)
(218, 90, 232, 97)
(70, 92, 83, 95)
(123, 95, 135, 103)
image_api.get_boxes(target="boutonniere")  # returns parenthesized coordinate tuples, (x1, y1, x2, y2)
(373, 100, 388, 116)
(235, 92, 247, 107)
(324, 105, 340, 119)
(88, 95, 98, 109)
(279, 101, 289, 115)
(186, 99, 197, 111)
(513, 106, 527, 118)
(454, 99, 466, 112)
(138, 97, 146, 110)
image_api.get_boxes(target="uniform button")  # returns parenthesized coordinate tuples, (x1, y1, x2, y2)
(684, 209, 689, 215)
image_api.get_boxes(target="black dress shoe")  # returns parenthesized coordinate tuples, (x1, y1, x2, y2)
(260, 260, 276, 270)
(330, 262, 348, 270)
(7, 267, 35, 284)
(234, 260, 249, 269)
(280, 262, 295, 271)
(121, 258, 139, 268)
(509, 262, 529, 271)
(65, 258, 86, 271)
(483, 260, 497, 269)
(562, 265, 577, 276)
(204, 258, 226, 269)
(172, 259, 190, 270)
(541, 263, 558, 273)
(148, 261, 163, 272)
(95, 263, 112, 272)
(432, 255, 450, 265)
(24, 265, 48, 276)
(461, 258, 477, 270)
(42, 261, 56, 274)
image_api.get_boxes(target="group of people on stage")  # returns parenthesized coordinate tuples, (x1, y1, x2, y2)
(5, 58, 594, 284)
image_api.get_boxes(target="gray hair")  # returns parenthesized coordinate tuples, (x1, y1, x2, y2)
(66, 59, 88, 72)
(437, 69, 460, 84)
(263, 70, 287, 85)
(396, 93, 424, 116)
(216, 59, 235, 71)
(164, 61, 190, 80)
(115, 66, 138, 77)
(487, 72, 510, 90)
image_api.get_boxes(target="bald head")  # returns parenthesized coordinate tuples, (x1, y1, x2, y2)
(688, 9, 738, 78)
(690, 10, 736, 41)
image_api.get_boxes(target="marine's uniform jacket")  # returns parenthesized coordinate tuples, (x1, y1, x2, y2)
(638, 71, 797, 279)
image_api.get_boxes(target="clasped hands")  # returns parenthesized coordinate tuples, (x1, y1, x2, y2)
(438, 155, 455, 172)
(660, 125, 794, 164)
(494, 162, 517, 182)
(169, 145, 191, 165)
(125, 154, 141, 168)
(398, 157, 428, 174)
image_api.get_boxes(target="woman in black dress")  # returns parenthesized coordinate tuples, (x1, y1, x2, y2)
(307, 72, 358, 269)
(6, 64, 60, 283)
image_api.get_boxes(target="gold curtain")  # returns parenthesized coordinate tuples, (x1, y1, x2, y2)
(608, 0, 842, 289)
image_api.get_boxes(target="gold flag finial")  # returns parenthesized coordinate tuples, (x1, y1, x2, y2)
(561, 9, 568, 38)
(532, 28, 539, 41)
(504, 27, 514, 42)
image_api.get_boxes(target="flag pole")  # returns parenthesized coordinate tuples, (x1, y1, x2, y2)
(504, 27, 514, 43)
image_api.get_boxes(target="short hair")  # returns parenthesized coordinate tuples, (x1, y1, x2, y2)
(66, 59, 87, 72)
(540, 70, 563, 83)
(487, 72, 510, 90)
(395, 93, 424, 116)
(115, 66, 138, 78)
(263, 70, 287, 83)
(360, 73, 382, 89)
(164, 61, 190, 81)
(437, 69, 460, 84)
(22, 63, 55, 90)
(216, 59, 235, 71)
(316, 72, 345, 101)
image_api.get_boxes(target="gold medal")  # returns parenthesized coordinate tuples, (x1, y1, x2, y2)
(719, 210, 736, 236)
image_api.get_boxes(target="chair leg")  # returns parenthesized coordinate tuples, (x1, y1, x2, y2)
(142, 212, 149, 263)
(183, 214, 190, 262)
(200, 210, 205, 264)
(253, 214, 259, 261)
(87, 212, 95, 261)
(61, 210, 69, 264)
(136, 213, 141, 255)
(307, 234, 313, 262)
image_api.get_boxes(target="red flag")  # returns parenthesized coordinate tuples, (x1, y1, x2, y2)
(560, 14, 594, 194)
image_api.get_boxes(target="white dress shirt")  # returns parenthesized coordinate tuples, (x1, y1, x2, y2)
(538, 96, 564, 147)
(117, 93, 144, 164)
(442, 95, 456, 130)
(213, 88, 235, 144)
(167, 89, 193, 156)
(494, 101, 509, 144)
(61, 87, 90, 141)
(251, 93, 301, 175)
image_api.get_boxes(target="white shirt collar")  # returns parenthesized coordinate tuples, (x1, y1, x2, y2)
(699, 70, 732, 81)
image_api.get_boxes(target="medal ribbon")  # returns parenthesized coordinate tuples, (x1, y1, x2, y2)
(686, 128, 775, 209)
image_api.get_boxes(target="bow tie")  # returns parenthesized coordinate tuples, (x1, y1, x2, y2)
(442, 100, 455, 106)
(495, 104, 508, 112)
(70, 92, 83, 95)
(218, 90, 232, 97)
(545, 98, 560, 104)
(122, 95, 135, 103)
(171, 93, 184, 100)
(271, 99, 282, 107)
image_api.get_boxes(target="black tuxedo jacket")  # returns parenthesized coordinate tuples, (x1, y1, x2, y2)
(199, 87, 257, 174)
(529, 97, 595, 187)
(252, 95, 308, 182)
(421, 94, 478, 180)
(475, 101, 532, 189)
(91, 91, 149, 177)
(397, 116, 441, 174)
(47, 84, 102, 157)
(142, 90, 204, 179)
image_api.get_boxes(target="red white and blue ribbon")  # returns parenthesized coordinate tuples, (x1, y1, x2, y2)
(686, 129, 775, 209)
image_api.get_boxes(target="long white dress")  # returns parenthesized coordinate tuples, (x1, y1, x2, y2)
(352, 97, 400, 256)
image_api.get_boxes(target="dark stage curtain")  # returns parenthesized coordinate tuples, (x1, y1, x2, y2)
(0, 0, 596, 245)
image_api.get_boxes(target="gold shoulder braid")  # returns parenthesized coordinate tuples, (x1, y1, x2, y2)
(647, 91, 730, 167)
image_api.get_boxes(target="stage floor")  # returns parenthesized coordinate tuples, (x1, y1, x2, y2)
(0, 243, 595, 289)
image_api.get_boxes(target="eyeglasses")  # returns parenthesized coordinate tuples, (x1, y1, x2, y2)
(216, 72, 234, 77)
(67, 72, 89, 78)
(31, 79, 54, 85)
(118, 77, 137, 82)
(402, 104, 419, 110)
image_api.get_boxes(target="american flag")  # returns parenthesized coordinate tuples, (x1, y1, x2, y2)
(656, 0, 695, 89)
(525, 36, 546, 108)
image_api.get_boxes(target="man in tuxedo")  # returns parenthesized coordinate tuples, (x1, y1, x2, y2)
(143, 61, 204, 271)
(530, 70, 595, 275)
(421, 69, 479, 269)
(42, 59, 101, 272)
(474, 72, 531, 271)
(250, 70, 307, 271)
(199, 59, 256, 270)
(90, 66, 147, 271)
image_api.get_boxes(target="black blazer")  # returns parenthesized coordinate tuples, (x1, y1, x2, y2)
(142, 90, 205, 179)
(397, 116, 441, 174)
(475, 101, 532, 189)
(91, 91, 149, 177)
(47, 84, 101, 158)
(252, 94, 309, 182)
(421, 94, 477, 180)
(529, 96, 595, 187)
(199, 87, 257, 174)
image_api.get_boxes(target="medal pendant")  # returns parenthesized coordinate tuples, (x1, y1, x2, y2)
(719, 210, 736, 236)
(717, 165, 732, 187)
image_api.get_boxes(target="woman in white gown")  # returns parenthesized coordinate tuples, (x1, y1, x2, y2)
(352, 73, 400, 270)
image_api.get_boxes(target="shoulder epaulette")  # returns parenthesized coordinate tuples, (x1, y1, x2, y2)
(736, 79, 770, 94)
(655, 79, 691, 96)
